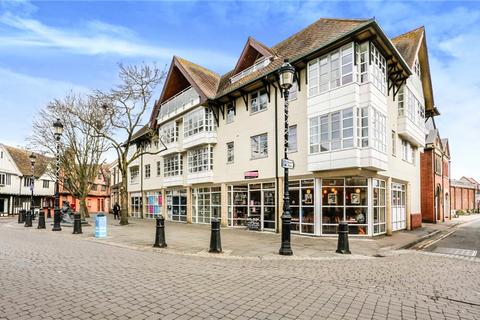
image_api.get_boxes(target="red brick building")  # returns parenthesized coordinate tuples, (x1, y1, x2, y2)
(420, 119, 451, 223)
(450, 178, 477, 212)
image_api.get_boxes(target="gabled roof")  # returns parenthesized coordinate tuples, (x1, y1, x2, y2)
(232, 36, 276, 75)
(441, 138, 450, 158)
(3, 145, 53, 178)
(461, 176, 479, 185)
(425, 128, 439, 145)
(391, 26, 438, 117)
(391, 26, 424, 68)
(150, 56, 220, 127)
(216, 18, 372, 97)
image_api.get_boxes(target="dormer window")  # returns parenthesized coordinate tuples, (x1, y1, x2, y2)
(230, 37, 274, 84)
(230, 57, 271, 83)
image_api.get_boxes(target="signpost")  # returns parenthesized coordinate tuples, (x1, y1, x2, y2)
(281, 158, 294, 169)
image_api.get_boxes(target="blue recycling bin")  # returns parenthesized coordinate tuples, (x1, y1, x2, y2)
(95, 213, 107, 238)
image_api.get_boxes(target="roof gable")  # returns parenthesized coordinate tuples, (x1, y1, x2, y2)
(150, 56, 220, 126)
(3, 145, 53, 178)
(391, 27, 438, 117)
(232, 37, 275, 76)
(441, 139, 450, 158)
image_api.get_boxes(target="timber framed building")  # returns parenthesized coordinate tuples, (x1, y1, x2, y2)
(127, 18, 438, 236)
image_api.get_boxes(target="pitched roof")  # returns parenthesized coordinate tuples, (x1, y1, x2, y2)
(175, 56, 220, 99)
(425, 128, 438, 145)
(461, 176, 479, 185)
(232, 36, 276, 75)
(451, 178, 477, 189)
(4, 145, 53, 178)
(216, 18, 371, 97)
(391, 26, 424, 68)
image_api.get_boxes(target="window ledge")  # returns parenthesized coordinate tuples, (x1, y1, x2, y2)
(250, 155, 268, 160)
(250, 108, 268, 116)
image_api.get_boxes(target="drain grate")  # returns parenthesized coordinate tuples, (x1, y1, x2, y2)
(434, 247, 477, 257)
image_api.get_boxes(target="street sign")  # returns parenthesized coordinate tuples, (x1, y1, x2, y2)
(281, 158, 294, 169)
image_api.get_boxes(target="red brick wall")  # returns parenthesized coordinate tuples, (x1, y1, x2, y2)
(450, 186, 476, 211)
(411, 212, 422, 229)
(420, 150, 435, 223)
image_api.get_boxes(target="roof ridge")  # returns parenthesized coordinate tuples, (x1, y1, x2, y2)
(391, 25, 425, 41)
(174, 56, 221, 77)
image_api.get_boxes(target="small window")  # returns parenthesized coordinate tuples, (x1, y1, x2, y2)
(24, 177, 34, 187)
(250, 89, 268, 113)
(145, 164, 151, 178)
(289, 80, 298, 101)
(251, 133, 268, 159)
(101, 185, 106, 191)
(392, 131, 396, 156)
(226, 103, 235, 124)
(156, 161, 161, 176)
(227, 142, 234, 163)
(0, 151, 3, 159)
(288, 125, 297, 152)
(42, 180, 49, 189)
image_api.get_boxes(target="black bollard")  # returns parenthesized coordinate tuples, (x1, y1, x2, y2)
(47, 208, 51, 219)
(209, 217, 222, 253)
(37, 211, 46, 229)
(73, 213, 82, 234)
(18, 210, 25, 224)
(153, 215, 167, 248)
(52, 208, 62, 231)
(24, 209, 33, 227)
(336, 221, 351, 254)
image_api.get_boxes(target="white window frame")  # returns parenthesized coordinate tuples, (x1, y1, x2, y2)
(372, 109, 387, 153)
(130, 166, 139, 184)
(250, 133, 268, 159)
(370, 43, 387, 94)
(308, 43, 354, 97)
(188, 146, 213, 173)
(159, 121, 178, 144)
(289, 79, 298, 101)
(156, 161, 161, 176)
(163, 154, 183, 177)
(145, 164, 151, 179)
(42, 180, 49, 189)
(227, 142, 234, 163)
(184, 107, 215, 138)
(288, 125, 298, 152)
(250, 89, 268, 114)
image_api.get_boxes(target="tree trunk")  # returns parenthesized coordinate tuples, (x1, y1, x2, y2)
(119, 174, 129, 225)
(79, 198, 89, 219)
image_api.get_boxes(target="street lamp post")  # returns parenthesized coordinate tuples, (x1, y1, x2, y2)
(25, 153, 36, 227)
(52, 118, 64, 231)
(278, 59, 295, 256)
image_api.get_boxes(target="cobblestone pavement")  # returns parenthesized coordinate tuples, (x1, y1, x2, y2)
(1, 219, 480, 320)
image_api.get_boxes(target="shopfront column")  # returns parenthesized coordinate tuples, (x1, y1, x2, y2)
(277, 177, 284, 233)
(386, 177, 392, 236)
(220, 183, 228, 227)
(9, 196, 13, 215)
(161, 189, 166, 217)
(186, 186, 192, 223)
(406, 182, 412, 230)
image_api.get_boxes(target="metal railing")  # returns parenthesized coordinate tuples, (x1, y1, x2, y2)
(158, 86, 200, 120)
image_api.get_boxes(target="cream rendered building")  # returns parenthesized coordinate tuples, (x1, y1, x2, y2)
(127, 18, 438, 237)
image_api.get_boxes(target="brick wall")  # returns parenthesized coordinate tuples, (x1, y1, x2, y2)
(411, 212, 422, 229)
(420, 150, 434, 222)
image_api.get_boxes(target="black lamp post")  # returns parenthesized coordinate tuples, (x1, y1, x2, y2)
(25, 153, 36, 227)
(52, 118, 63, 231)
(278, 59, 295, 256)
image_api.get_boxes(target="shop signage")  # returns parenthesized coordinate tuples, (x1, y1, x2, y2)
(244, 170, 259, 179)
(281, 158, 295, 169)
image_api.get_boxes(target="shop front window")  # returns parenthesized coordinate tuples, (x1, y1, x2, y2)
(228, 182, 276, 230)
(166, 189, 187, 222)
(321, 177, 368, 235)
(130, 193, 142, 218)
(145, 192, 162, 219)
(289, 179, 315, 234)
(192, 187, 221, 224)
(373, 179, 387, 235)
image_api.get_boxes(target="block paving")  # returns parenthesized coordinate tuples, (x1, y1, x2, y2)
(0, 218, 479, 319)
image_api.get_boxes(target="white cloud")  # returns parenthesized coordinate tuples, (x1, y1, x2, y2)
(0, 12, 236, 70)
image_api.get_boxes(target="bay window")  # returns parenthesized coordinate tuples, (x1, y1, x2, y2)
(398, 85, 425, 128)
(159, 121, 178, 144)
(309, 107, 355, 153)
(308, 43, 354, 97)
(372, 109, 387, 153)
(183, 107, 215, 138)
(188, 146, 213, 173)
(370, 43, 387, 93)
(164, 154, 183, 177)
(130, 166, 139, 184)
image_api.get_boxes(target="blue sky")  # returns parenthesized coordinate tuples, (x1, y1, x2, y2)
(0, 0, 479, 178)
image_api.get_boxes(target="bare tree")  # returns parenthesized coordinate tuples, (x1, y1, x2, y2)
(77, 63, 166, 225)
(30, 94, 108, 219)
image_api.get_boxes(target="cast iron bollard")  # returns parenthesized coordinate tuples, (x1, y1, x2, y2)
(37, 211, 46, 229)
(24, 209, 33, 227)
(336, 221, 351, 254)
(73, 213, 82, 234)
(209, 217, 222, 253)
(47, 208, 51, 219)
(18, 209, 26, 224)
(153, 215, 167, 248)
(52, 208, 62, 231)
